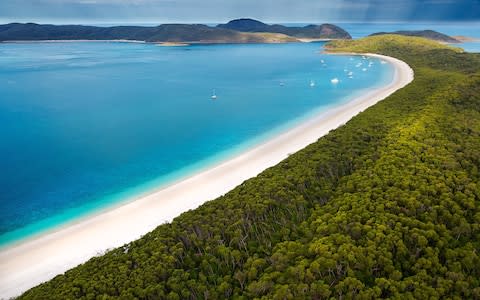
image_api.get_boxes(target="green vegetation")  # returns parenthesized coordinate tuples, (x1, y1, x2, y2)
(0, 23, 298, 43)
(0, 20, 350, 43)
(20, 36, 480, 299)
(369, 30, 460, 43)
(326, 34, 463, 54)
(217, 18, 352, 39)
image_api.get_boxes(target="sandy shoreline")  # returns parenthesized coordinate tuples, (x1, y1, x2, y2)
(1, 39, 334, 45)
(0, 53, 413, 299)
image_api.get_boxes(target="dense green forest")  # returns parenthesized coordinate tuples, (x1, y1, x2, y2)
(369, 30, 459, 43)
(20, 35, 480, 299)
(216, 19, 351, 39)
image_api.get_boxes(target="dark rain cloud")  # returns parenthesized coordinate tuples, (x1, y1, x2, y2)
(342, 0, 480, 21)
(0, 0, 478, 23)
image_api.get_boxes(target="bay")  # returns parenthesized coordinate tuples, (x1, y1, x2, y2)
(0, 41, 393, 245)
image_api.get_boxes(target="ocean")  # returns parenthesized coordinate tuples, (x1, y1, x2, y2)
(0, 41, 395, 246)
(3, 18, 477, 247)
(2, 20, 478, 247)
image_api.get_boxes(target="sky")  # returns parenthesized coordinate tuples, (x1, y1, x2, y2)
(0, 0, 478, 24)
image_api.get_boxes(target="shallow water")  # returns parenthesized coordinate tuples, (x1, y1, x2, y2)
(0, 41, 394, 245)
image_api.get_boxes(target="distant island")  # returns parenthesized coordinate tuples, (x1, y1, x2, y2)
(217, 18, 352, 40)
(370, 30, 460, 43)
(0, 19, 351, 44)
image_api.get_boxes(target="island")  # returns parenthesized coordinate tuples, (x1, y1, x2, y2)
(217, 18, 352, 40)
(0, 20, 350, 44)
(12, 35, 480, 299)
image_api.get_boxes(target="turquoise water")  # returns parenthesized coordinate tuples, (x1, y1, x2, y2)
(0, 42, 393, 246)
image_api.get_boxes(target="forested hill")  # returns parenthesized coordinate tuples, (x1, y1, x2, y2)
(370, 30, 460, 43)
(20, 36, 480, 299)
(0, 21, 349, 43)
(217, 18, 352, 39)
(0, 23, 298, 43)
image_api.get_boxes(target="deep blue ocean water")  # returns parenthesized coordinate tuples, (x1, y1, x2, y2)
(0, 42, 395, 246)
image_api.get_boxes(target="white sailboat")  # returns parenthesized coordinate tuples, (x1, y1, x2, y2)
(310, 80, 315, 87)
(211, 89, 217, 100)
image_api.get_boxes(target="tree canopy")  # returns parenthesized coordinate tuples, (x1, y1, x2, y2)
(19, 35, 480, 299)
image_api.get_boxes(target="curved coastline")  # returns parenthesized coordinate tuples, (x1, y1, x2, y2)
(0, 53, 414, 298)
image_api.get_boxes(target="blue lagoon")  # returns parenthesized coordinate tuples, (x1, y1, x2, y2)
(0, 42, 394, 246)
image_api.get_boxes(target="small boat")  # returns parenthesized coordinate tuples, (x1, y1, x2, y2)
(310, 80, 315, 87)
(380, 60, 387, 64)
(362, 68, 367, 72)
(331, 78, 339, 84)
(211, 89, 217, 100)
(280, 81, 285, 86)
(348, 71, 353, 76)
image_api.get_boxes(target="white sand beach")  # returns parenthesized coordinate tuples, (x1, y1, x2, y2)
(0, 53, 413, 299)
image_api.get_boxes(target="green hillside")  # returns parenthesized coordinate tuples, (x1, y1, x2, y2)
(0, 21, 350, 43)
(369, 30, 460, 43)
(217, 19, 352, 39)
(20, 35, 480, 299)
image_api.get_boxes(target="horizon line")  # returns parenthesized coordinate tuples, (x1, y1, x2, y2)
(2, 19, 480, 26)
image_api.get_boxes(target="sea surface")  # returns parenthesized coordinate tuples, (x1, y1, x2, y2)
(1, 20, 478, 247)
(0, 42, 394, 246)
(0, 19, 480, 247)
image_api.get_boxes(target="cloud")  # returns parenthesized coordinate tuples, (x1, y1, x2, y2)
(55, 0, 174, 3)
(422, 0, 460, 3)
(0, 0, 478, 23)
